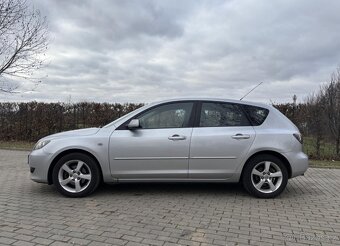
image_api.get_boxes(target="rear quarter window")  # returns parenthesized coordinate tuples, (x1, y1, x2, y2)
(242, 105, 269, 126)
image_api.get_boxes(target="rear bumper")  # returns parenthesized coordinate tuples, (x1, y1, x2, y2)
(28, 149, 52, 184)
(283, 151, 309, 178)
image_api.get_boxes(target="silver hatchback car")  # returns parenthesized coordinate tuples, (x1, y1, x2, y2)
(28, 98, 308, 198)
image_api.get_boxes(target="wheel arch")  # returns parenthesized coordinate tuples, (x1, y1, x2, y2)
(240, 150, 292, 181)
(48, 149, 103, 185)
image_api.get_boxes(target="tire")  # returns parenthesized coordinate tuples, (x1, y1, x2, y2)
(242, 154, 288, 198)
(52, 153, 101, 198)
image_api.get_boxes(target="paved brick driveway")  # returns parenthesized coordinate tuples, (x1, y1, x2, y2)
(0, 149, 339, 246)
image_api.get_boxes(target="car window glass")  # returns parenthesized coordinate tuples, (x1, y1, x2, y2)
(138, 102, 193, 129)
(200, 102, 250, 127)
(242, 105, 269, 126)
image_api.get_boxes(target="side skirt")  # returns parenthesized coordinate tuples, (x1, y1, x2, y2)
(105, 178, 238, 184)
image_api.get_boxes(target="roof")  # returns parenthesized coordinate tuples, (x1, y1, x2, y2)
(147, 97, 271, 109)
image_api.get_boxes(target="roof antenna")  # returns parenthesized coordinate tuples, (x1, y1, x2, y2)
(240, 82, 263, 101)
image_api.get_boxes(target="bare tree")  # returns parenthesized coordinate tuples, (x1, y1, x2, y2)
(323, 67, 340, 155)
(0, 0, 48, 93)
(305, 93, 325, 158)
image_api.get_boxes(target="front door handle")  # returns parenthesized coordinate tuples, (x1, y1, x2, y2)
(168, 134, 186, 141)
(232, 133, 250, 140)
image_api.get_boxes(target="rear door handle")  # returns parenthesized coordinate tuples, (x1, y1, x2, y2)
(168, 134, 186, 141)
(232, 134, 250, 140)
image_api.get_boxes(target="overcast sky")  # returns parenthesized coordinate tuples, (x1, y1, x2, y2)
(2, 0, 340, 104)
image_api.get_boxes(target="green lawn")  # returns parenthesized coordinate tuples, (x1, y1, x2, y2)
(303, 137, 338, 159)
(0, 141, 34, 151)
(309, 159, 340, 169)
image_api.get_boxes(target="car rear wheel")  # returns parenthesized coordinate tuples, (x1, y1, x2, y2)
(52, 153, 100, 197)
(242, 154, 288, 198)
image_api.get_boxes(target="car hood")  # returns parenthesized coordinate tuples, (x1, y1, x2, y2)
(42, 127, 100, 140)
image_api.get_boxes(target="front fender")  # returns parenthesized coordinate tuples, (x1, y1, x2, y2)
(43, 137, 112, 184)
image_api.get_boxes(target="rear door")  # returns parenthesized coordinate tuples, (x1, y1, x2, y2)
(189, 101, 255, 179)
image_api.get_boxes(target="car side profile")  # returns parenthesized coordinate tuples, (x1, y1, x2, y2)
(28, 98, 308, 198)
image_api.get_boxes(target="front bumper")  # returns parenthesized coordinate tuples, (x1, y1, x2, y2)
(28, 149, 53, 184)
(283, 151, 309, 178)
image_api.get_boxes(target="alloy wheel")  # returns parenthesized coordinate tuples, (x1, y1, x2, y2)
(251, 161, 283, 194)
(58, 160, 92, 193)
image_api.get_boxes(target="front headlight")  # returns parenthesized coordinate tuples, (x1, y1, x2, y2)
(33, 140, 51, 150)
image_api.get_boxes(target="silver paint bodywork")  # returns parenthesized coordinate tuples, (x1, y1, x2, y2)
(28, 98, 308, 184)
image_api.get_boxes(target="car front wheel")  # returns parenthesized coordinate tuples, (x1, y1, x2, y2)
(242, 154, 288, 198)
(52, 153, 101, 197)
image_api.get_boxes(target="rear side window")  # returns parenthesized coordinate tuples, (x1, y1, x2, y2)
(199, 102, 251, 127)
(242, 105, 269, 126)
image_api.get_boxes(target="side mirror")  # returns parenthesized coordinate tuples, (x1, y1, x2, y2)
(127, 119, 140, 129)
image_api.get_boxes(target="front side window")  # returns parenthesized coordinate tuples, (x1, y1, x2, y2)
(199, 102, 250, 127)
(137, 102, 193, 129)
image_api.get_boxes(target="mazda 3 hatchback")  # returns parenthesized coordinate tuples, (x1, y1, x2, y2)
(28, 98, 308, 198)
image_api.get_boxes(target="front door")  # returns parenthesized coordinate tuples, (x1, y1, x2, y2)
(109, 102, 194, 179)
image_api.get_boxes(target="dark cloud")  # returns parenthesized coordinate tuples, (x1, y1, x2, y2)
(2, 0, 340, 103)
